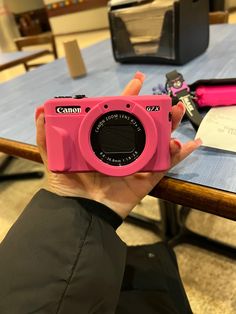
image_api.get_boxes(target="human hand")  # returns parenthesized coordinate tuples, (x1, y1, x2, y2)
(35, 72, 201, 219)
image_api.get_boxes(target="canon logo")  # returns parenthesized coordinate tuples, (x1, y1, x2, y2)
(56, 106, 81, 114)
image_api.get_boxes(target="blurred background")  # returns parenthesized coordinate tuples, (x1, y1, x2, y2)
(1, 0, 236, 81)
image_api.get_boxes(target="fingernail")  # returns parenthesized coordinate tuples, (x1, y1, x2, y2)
(195, 138, 203, 145)
(134, 71, 145, 83)
(173, 139, 182, 149)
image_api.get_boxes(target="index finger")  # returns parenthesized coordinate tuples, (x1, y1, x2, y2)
(121, 71, 145, 96)
(171, 102, 186, 131)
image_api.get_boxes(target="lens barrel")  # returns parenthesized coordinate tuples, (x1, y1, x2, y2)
(90, 110, 146, 166)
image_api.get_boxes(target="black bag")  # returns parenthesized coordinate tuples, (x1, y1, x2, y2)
(116, 242, 193, 314)
(108, 0, 209, 65)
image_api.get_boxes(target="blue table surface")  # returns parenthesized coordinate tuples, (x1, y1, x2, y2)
(0, 24, 235, 193)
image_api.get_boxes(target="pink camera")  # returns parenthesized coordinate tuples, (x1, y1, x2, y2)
(43, 95, 172, 176)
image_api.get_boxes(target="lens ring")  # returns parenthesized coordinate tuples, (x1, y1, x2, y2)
(78, 97, 158, 176)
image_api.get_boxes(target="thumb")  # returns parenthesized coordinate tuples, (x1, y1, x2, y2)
(36, 111, 48, 165)
(170, 138, 202, 167)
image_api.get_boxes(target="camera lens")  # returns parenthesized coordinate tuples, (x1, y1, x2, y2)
(91, 111, 146, 166)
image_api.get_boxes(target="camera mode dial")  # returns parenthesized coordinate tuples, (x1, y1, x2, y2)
(54, 96, 72, 98)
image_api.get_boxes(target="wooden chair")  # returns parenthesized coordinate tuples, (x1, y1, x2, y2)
(209, 11, 229, 24)
(14, 32, 58, 71)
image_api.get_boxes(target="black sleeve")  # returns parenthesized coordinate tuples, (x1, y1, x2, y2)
(0, 189, 126, 314)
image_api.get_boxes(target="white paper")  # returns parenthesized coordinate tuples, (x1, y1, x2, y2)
(195, 106, 236, 153)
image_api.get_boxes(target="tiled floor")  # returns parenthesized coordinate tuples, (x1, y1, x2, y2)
(1, 19, 236, 314)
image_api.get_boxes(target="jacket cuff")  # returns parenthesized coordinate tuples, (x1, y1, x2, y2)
(67, 196, 123, 229)
(41, 189, 123, 229)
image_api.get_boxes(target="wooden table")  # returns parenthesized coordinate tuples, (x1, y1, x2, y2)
(0, 24, 236, 222)
(0, 50, 50, 71)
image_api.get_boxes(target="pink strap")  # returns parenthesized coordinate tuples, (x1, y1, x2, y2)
(196, 85, 236, 107)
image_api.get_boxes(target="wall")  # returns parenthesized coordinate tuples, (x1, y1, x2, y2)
(6, 0, 44, 14)
(49, 8, 109, 34)
(43, 0, 109, 34)
(0, 0, 19, 51)
(225, 0, 236, 10)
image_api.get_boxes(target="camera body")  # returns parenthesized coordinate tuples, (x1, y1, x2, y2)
(44, 95, 172, 176)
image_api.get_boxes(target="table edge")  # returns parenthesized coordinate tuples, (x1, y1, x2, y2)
(0, 50, 51, 71)
(150, 177, 236, 221)
(0, 138, 42, 163)
(0, 138, 235, 221)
